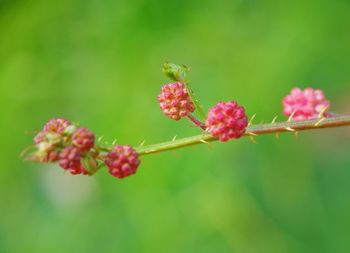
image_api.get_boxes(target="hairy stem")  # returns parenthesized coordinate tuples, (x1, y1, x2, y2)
(133, 114, 350, 155)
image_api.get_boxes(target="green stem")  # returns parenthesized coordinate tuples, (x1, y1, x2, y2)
(133, 114, 350, 156)
(183, 80, 207, 120)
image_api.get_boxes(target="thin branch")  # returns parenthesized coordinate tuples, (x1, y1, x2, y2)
(133, 114, 350, 156)
(183, 80, 207, 120)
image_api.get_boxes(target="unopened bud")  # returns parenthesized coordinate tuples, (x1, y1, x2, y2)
(162, 62, 189, 82)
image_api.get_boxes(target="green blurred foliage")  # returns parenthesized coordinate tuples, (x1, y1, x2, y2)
(1, 0, 350, 252)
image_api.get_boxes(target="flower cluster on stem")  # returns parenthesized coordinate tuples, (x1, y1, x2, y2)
(29, 118, 140, 179)
(24, 62, 350, 179)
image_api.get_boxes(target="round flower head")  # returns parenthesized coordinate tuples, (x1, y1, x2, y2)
(72, 128, 95, 152)
(157, 82, 195, 121)
(43, 118, 71, 133)
(34, 118, 71, 144)
(58, 146, 91, 175)
(58, 146, 82, 171)
(206, 101, 248, 142)
(105, 145, 140, 179)
(283, 88, 330, 120)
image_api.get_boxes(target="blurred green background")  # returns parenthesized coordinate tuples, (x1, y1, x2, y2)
(1, 0, 350, 252)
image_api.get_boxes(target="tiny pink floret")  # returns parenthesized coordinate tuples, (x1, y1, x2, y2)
(206, 101, 248, 142)
(58, 146, 82, 171)
(72, 127, 95, 152)
(105, 145, 140, 179)
(58, 146, 91, 175)
(283, 88, 330, 120)
(34, 118, 71, 144)
(157, 82, 195, 121)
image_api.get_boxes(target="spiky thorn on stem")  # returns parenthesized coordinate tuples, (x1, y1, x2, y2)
(288, 110, 296, 122)
(199, 139, 212, 149)
(248, 113, 256, 126)
(285, 127, 295, 132)
(271, 117, 280, 140)
(315, 117, 325, 127)
(275, 132, 280, 140)
(318, 104, 330, 118)
(314, 105, 329, 126)
(271, 115, 278, 124)
(248, 136, 257, 144)
(246, 129, 258, 144)
(294, 131, 299, 140)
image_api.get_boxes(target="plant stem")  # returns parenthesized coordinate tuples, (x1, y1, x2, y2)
(187, 113, 206, 130)
(183, 80, 207, 120)
(134, 114, 350, 156)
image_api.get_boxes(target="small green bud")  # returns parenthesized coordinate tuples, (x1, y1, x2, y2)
(64, 125, 77, 135)
(38, 142, 51, 152)
(162, 62, 189, 82)
(35, 142, 56, 162)
(45, 132, 61, 145)
(81, 154, 98, 174)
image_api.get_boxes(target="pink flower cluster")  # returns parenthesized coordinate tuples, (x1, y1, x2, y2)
(158, 82, 248, 142)
(157, 82, 195, 120)
(105, 145, 140, 178)
(33, 118, 140, 178)
(283, 88, 330, 120)
(34, 118, 96, 175)
(158, 82, 331, 141)
(28, 61, 334, 181)
(206, 101, 248, 142)
(34, 118, 70, 144)
(58, 146, 90, 175)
